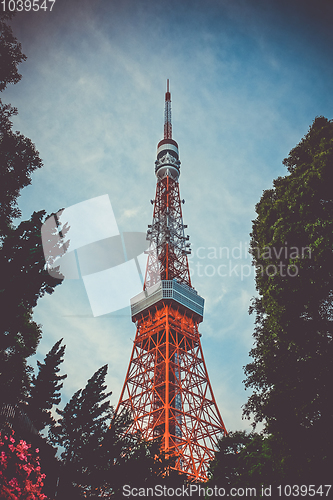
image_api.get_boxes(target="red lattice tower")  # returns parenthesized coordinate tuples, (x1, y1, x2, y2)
(116, 81, 227, 481)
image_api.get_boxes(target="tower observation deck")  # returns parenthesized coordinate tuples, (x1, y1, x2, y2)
(116, 81, 227, 481)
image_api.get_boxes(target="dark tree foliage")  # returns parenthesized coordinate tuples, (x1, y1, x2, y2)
(208, 432, 287, 496)
(26, 339, 67, 431)
(0, 101, 43, 238)
(243, 116, 333, 482)
(0, 13, 42, 239)
(0, 14, 63, 404)
(0, 211, 63, 403)
(49, 365, 114, 496)
(208, 431, 253, 488)
(106, 416, 183, 498)
(0, 12, 26, 91)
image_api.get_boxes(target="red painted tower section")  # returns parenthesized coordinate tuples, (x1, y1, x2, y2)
(116, 81, 227, 481)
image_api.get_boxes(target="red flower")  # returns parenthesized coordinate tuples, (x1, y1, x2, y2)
(0, 430, 48, 499)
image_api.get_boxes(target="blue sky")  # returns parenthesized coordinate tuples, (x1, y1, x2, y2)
(4, 0, 333, 432)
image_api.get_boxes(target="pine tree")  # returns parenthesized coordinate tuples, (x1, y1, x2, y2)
(26, 339, 67, 432)
(49, 365, 113, 495)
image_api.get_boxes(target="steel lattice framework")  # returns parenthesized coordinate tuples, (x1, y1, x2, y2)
(144, 175, 191, 289)
(116, 81, 227, 481)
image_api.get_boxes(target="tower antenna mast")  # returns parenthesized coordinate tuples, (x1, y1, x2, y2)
(164, 79, 172, 139)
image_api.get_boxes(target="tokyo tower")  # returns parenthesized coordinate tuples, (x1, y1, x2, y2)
(116, 81, 227, 481)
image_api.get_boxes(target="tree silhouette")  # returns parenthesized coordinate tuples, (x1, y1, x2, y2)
(49, 365, 113, 496)
(0, 212, 63, 403)
(26, 339, 67, 432)
(0, 13, 63, 404)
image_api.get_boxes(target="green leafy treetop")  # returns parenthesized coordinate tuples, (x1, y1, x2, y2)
(208, 431, 288, 492)
(243, 116, 333, 482)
